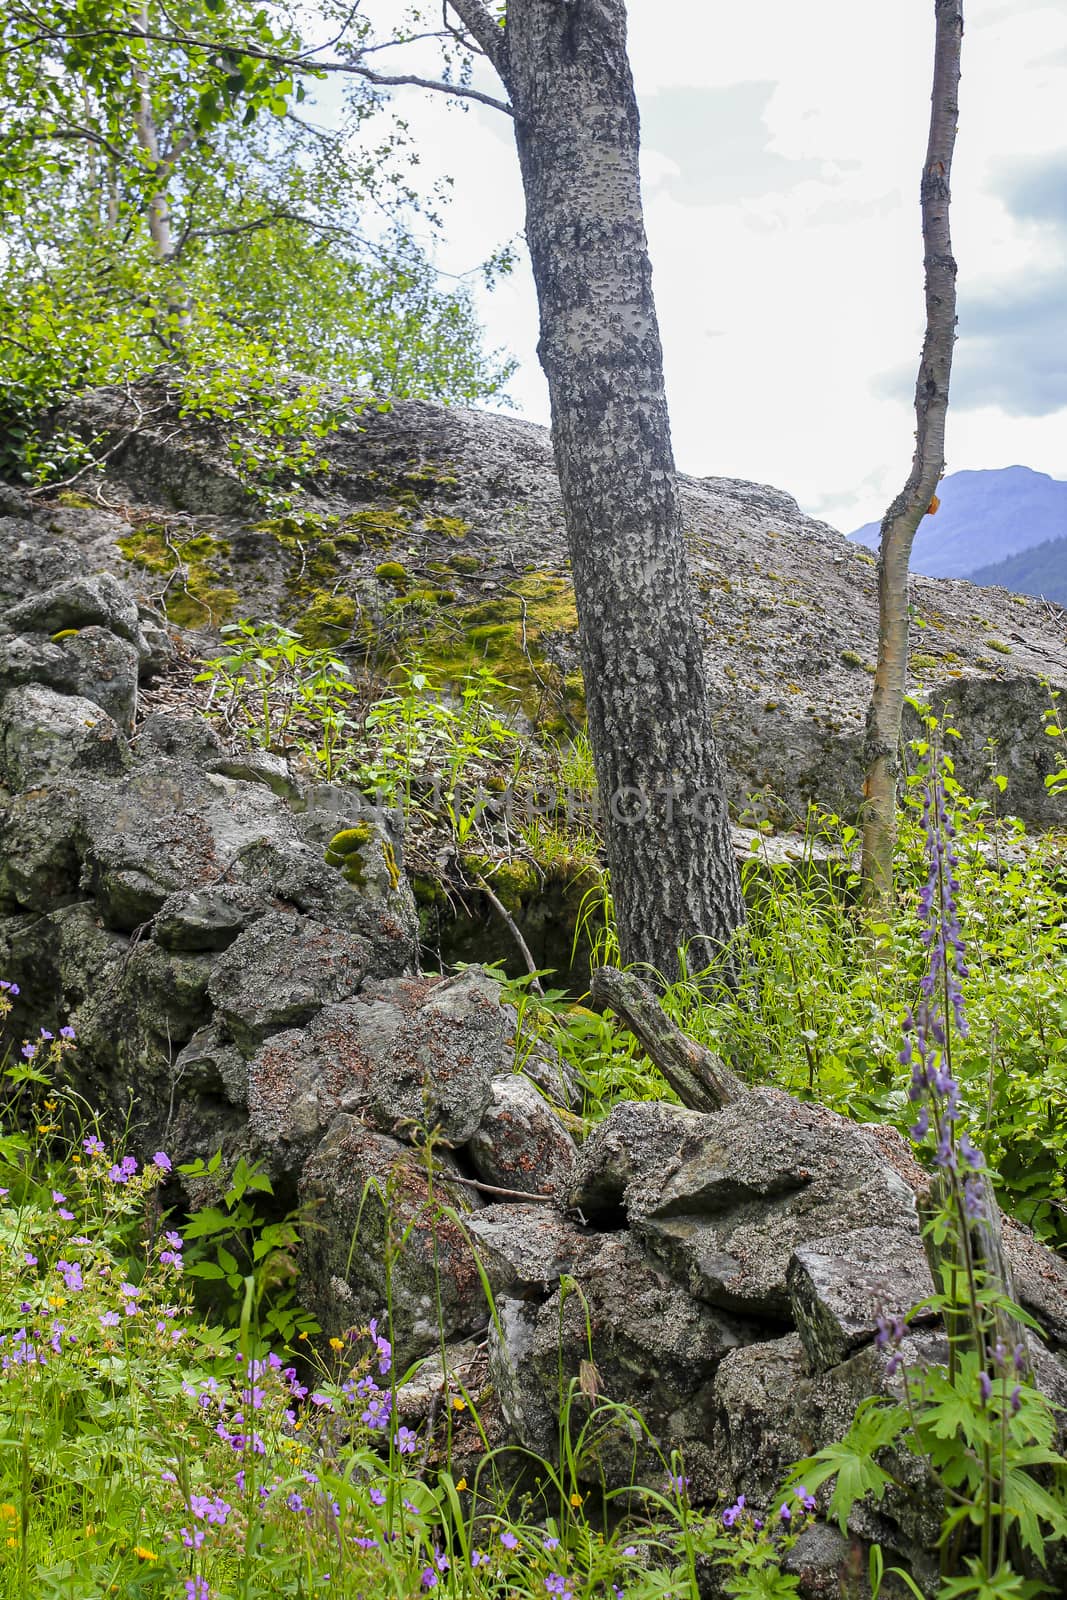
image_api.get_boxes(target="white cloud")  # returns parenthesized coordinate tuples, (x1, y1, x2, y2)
(351, 1, 1067, 531)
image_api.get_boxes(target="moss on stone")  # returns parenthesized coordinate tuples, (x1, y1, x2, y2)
(117, 524, 237, 628)
(323, 824, 373, 887)
(447, 554, 482, 575)
(375, 561, 409, 586)
(424, 514, 472, 541)
(299, 592, 357, 647)
(340, 507, 411, 546)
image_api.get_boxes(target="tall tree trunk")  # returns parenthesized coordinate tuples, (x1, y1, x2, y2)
(450, 0, 745, 980)
(861, 0, 963, 902)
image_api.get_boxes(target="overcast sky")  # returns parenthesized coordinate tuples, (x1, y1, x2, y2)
(360, 1, 1067, 533)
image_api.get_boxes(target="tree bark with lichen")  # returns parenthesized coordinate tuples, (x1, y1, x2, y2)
(448, 0, 744, 980)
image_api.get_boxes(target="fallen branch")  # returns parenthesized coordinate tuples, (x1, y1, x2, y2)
(434, 1167, 556, 1204)
(589, 965, 748, 1112)
(475, 874, 544, 996)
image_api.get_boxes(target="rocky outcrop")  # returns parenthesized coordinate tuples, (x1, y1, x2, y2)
(48, 379, 1067, 828)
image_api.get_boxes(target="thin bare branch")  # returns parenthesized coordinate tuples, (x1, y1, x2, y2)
(443, 0, 507, 74)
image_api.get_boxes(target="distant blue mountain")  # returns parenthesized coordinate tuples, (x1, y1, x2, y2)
(968, 536, 1067, 607)
(849, 465, 1067, 580)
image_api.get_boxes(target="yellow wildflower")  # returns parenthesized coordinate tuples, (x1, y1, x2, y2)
(569, 1492, 583, 1508)
(133, 1546, 157, 1561)
(0, 1505, 17, 1521)
(329, 1337, 344, 1351)
(451, 1396, 467, 1411)
(455, 1478, 467, 1492)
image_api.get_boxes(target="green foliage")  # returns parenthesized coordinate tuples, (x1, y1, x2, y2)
(0, 0, 515, 484)
(177, 1150, 319, 1347)
(195, 619, 356, 776)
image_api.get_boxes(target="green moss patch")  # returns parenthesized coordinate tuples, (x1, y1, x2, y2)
(423, 515, 471, 541)
(399, 571, 584, 733)
(323, 825, 372, 887)
(298, 593, 357, 648)
(117, 525, 237, 628)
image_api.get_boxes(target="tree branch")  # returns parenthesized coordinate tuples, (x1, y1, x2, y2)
(444, 0, 508, 75)
(0, 19, 514, 114)
(589, 967, 748, 1112)
(353, 64, 511, 114)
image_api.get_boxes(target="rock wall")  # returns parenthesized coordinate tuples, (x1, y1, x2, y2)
(2, 473, 1066, 1599)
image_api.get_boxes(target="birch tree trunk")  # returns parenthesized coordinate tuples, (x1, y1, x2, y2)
(132, 3, 191, 337)
(860, 0, 963, 902)
(449, 0, 745, 980)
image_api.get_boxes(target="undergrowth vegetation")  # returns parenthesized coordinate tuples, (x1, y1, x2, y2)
(0, 995, 838, 1600)
(4, 652, 1066, 1596)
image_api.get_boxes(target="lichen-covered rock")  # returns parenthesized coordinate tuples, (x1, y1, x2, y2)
(787, 1227, 937, 1372)
(0, 684, 127, 788)
(246, 1002, 380, 1173)
(465, 1203, 587, 1298)
(522, 1234, 753, 1491)
(153, 885, 264, 952)
(209, 912, 370, 1055)
(134, 711, 224, 765)
(7, 572, 141, 645)
(565, 1099, 709, 1223)
(487, 1298, 558, 1459)
(358, 967, 512, 1144)
(629, 1092, 921, 1318)
(467, 1075, 577, 1197)
(172, 1023, 249, 1107)
(298, 1114, 485, 1365)
(0, 784, 83, 911)
(48, 627, 139, 730)
(0, 516, 85, 606)
(0, 623, 140, 731)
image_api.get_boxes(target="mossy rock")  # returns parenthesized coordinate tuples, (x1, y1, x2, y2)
(117, 524, 237, 628)
(341, 508, 411, 545)
(323, 825, 373, 887)
(447, 554, 482, 575)
(375, 561, 409, 587)
(299, 592, 357, 648)
(423, 515, 472, 541)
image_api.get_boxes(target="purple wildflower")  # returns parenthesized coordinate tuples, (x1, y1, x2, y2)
(83, 1136, 105, 1156)
(722, 1494, 745, 1528)
(394, 1425, 417, 1454)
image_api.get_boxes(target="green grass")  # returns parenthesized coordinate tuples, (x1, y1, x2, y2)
(512, 796, 1067, 1250)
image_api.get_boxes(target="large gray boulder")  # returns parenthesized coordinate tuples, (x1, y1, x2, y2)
(61, 381, 1067, 827)
(0, 684, 127, 788)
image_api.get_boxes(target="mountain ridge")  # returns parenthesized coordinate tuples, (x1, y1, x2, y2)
(849, 464, 1067, 583)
